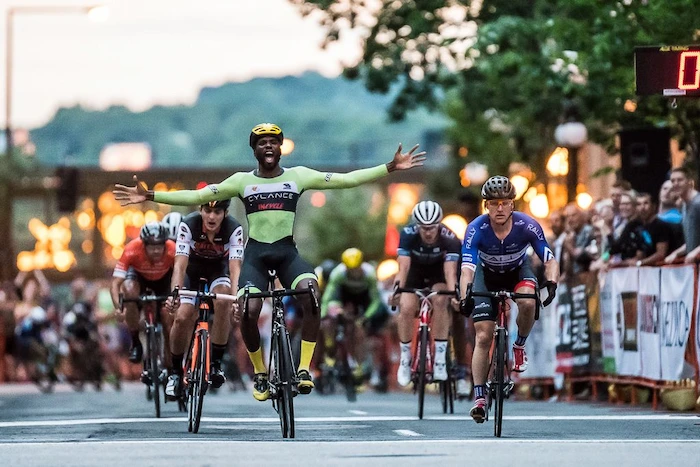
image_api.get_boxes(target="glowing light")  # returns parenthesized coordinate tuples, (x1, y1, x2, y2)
(458, 147, 468, 158)
(281, 138, 295, 156)
(523, 187, 537, 202)
(144, 210, 159, 223)
(28, 219, 49, 242)
(459, 168, 471, 187)
(82, 240, 94, 254)
(678, 52, 700, 90)
(53, 251, 76, 272)
(376, 259, 400, 281)
(111, 246, 124, 260)
(105, 215, 126, 247)
(546, 147, 569, 176)
(464, 162, 489, 184)
(77, 211, 94, 230)
(624, 100, 637, 112)
(510, 175, 530, 200)
(153, 182, 168, 192)
(529, 194, 550, 219)
(98, 191, 120, 214)
(576, 192, 594, 210)
(16, 252, 34, 272)
(131, 210, 145, 227)
(310, 192, 326, 208)
(442, 214, 468, 241)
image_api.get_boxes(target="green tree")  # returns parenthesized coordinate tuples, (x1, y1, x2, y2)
(290, 0, 700, 177)
(302, 187, 388, 265)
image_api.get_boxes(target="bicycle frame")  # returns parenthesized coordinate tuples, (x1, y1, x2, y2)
(242, 270, 320, 439)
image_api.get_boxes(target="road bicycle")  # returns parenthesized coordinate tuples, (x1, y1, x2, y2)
(470, 289, 540, 437)
(242, 270, 319, 439)
(175, 280, 237, 433)
(318, 310, 359, 402)
(120, 290, 170, 418)
(394, 286, 456, 420)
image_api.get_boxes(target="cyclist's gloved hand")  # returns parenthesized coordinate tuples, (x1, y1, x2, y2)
(459, 284, 475, 316)
(542, 280, 557, 307)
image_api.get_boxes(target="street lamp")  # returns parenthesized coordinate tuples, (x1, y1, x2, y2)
(2, 5, 107, 280)
(554, 106, 587, 203)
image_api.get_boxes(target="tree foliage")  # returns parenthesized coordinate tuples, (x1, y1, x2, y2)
(291, 0, 700, 174)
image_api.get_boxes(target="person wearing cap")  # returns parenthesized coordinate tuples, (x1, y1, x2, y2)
(114, 123, 425, 401)
(110, 222, 175, 365)
(162, 200, 244, 399)
(391, 201, 461, 387)
(458, 176, 559, 423)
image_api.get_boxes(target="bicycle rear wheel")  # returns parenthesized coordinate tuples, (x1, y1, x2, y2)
(440, 340, 455, 414)
(417, 326, 428, 420)
(147, 327, 161, 418)
(493, 328, 506, 437)
(191, 331, 208, 434)
(278, 328, 296, 438)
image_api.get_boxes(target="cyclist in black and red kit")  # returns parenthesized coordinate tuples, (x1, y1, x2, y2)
(164, 199, 244, 399)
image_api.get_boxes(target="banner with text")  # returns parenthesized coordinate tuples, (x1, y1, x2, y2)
(659, 265, 694, 380)
(610, 267, 640, 376)
(638, 267, 662, 380)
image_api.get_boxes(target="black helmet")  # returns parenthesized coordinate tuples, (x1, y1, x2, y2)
(201, 199, 231, 210)
(314, 259, 338, 289)
(249, 123, 284, 148)
(481, 176, 516, 200)
(140, 221, 168, 245)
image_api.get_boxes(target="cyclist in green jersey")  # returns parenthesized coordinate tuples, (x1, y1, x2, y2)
(114, 123, 425, 400)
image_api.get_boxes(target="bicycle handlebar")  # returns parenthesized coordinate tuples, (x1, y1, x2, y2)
(175, 289, 238, 302)
(469, 289, 541, 320)
(243, 287, 315, 300)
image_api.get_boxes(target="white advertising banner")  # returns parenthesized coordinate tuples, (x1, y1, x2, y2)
(517, 290, 557, 378)
(611, 267, 641, 376)
(659, 265, 694, 380)
(637, 267, 662, 380)
(599, 271, 616, 373)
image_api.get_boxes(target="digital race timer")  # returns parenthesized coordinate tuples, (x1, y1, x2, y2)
(635, 45, 700, 97)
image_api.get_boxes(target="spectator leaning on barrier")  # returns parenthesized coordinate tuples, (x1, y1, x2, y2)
(636, 193, 670, 266)
(608, 192, 648, 265)
(562, 203, 595, 275)
(610, 179, 632, 232)
(665, 167, 700, 264)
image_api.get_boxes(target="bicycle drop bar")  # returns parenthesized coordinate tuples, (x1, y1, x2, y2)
(470, 290, 541, 320)
(243, 288, 315, 300)
(175, 289, 238, 302)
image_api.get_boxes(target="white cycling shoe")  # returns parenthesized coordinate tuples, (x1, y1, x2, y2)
(433, 362, 447, 381)
(397, 360, 412, 387)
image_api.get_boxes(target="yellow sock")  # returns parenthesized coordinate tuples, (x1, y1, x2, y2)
(298, 340, 316, 373)
(247, 348, 266, 374)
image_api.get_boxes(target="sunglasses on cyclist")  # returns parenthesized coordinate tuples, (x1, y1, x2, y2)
(485, 200, 513, 209)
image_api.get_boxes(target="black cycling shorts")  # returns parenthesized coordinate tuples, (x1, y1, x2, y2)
(405, 264, 446, 289)
(126, 267, 172, 297)
(238, 237, 316, 293)
(180, 260, 231, 305)
(471, 257, 537, 323)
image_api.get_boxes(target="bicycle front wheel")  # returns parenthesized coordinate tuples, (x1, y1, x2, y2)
(278, 328, 296, 439)
(417, 326, 428, 420)
(493, 329, 506, 437)
(191, 331, 208, 434)
(147, 327, 161, 418)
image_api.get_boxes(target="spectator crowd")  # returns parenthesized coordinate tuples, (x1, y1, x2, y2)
(547, 167, 699, 279)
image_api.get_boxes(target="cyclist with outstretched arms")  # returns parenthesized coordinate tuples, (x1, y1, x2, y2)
(321, 248, 390, 387)
(458, 176, 559, 423)
(114, 123, 425, 400)
(391, 201, 461, 386)
(110, 222, 175, 367)
(163, 200, 244, 398)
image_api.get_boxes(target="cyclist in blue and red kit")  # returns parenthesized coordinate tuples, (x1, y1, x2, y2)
(458, 176, 559, 423)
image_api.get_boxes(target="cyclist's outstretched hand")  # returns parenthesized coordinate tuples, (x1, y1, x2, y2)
(113, 175, 149, 206)
(542, 280, 558, 307)
(391, 144, 426, 171)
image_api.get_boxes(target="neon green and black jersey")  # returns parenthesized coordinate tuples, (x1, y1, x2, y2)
(154, 165, 389, 244)
(321, 263, 384, 320)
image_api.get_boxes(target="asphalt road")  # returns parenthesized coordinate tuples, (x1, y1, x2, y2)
(0, 382, 698, 466)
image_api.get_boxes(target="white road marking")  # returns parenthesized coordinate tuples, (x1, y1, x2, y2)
(348, 410, 368, 415)
(394, 429, 422, 437)
(207, 424, 369, 431)
(0, 439, 699, 446)
(0, 414, 697, 429)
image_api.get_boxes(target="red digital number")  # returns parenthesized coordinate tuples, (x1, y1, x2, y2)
(678, 51, 700, 90)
